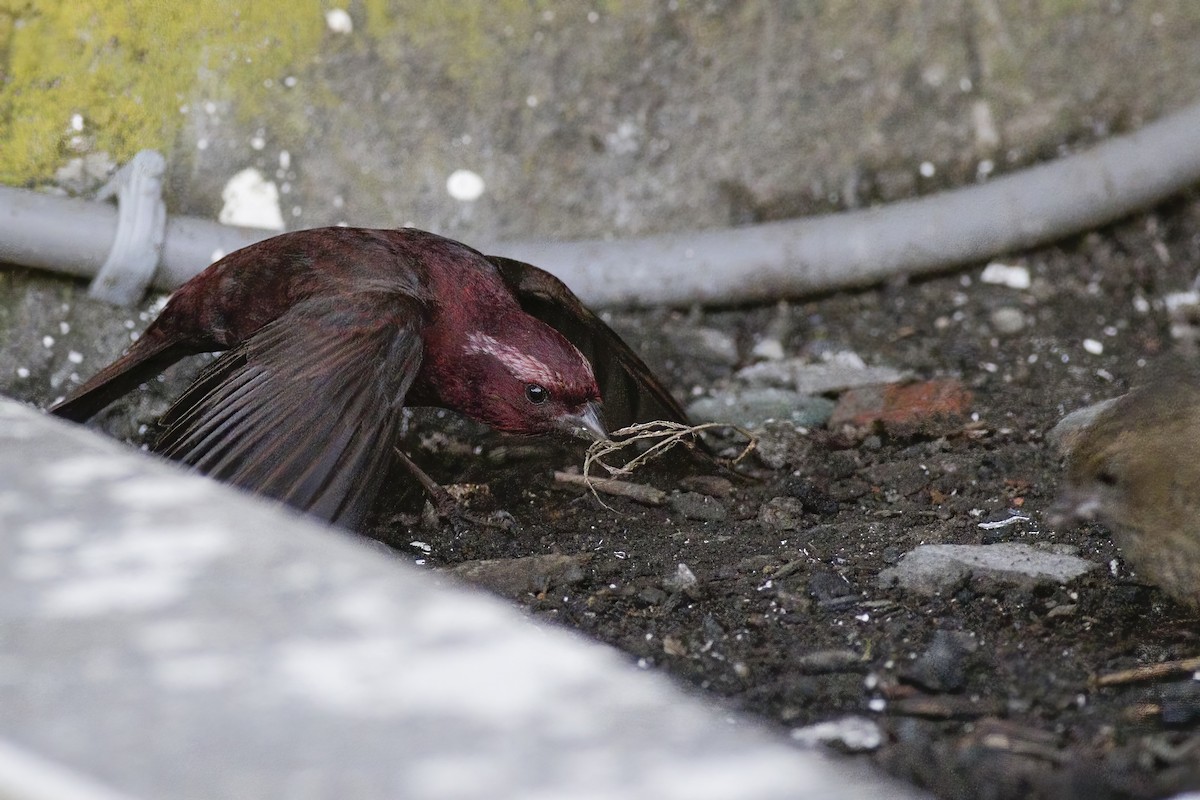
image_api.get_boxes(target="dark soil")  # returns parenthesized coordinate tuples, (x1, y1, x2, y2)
(19, 197, 1200, 800)
(365, 199, 1200, 800)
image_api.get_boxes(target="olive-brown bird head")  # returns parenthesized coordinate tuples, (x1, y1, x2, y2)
(1055, 373, 1200, 608)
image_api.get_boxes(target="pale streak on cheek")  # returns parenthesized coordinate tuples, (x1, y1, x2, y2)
(463, 331, 583, 387)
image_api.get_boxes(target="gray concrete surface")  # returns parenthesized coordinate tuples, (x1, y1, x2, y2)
(5, 5, 1200, 797)
(0, 397, 927, 800)
(173, 3, 1200, 243)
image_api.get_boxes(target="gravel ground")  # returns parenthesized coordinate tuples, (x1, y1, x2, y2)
(359, 198, 1200, 800)
(6, 197, 1200, 800)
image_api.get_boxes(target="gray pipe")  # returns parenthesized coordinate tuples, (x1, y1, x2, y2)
(500, 100, 1200, 306)
(4, 100, 1200, 308)
(0, 187, 273, 287)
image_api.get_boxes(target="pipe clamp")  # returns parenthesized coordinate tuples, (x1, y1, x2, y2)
(89, 150, 167, 305)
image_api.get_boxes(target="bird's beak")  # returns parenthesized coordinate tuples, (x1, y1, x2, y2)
(560, 400, 608, 441)
(1046, 487, 1102, 530)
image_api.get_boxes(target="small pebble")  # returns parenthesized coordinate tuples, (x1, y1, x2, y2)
(791, 716, 883, 752)
(901, 630, 977, 692)
(989, 306, 1026, 335)
(758, 496, 807, 532)
(669, 491, 728, 522)
(980, 262, 1031, 289)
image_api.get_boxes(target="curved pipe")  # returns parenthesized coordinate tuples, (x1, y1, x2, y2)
(503, 101, 1200, 306)
(4, 101, 1200, 308)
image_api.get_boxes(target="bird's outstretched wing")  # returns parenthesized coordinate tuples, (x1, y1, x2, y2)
(155, 292, 424, 528)
(488, 255, 690, 431)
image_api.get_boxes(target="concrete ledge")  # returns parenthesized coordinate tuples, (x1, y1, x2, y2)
(0, 397, 925, 800)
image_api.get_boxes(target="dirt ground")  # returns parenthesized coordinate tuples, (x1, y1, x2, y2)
(10, 196, 1200, 800)
(353, 199, 1200, 800)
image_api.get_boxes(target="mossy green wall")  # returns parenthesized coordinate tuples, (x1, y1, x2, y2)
(0, 0, 324, 184)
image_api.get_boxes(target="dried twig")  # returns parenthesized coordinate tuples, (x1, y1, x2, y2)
(572, 420, 755, 509)
(553, 471, 666, 506)
(1094, 655, 1200, 687)
(584, 420, 755, 479)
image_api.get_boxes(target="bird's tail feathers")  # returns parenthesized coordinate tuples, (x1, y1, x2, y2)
(48, 334, 192, 423)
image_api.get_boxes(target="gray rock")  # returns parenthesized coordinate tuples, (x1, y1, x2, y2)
(667, 327, 739, 366)
(688, 388, 836, 429)
(670, 491, 728, 522)
(447, 553, 591, 596)
(878, 543, 1100, 595)
(736, 359, 908, 396)
(1047, 396, 1121, 456)
(902, 630, 978, 693)
(759, 496, 807, 532)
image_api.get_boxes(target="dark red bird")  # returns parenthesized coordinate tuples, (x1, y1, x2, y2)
(50, 227, 691, 528)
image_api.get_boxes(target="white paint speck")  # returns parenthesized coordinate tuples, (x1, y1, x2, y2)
(219, 168, 285, 231)
(446, 169, 485, 201)
(409, 541, 433, 553)
(919, 161, 936, 178)
(250, 134, 266, 150)
(588, 10, 600, 22)
(1082, 338, 1104, 355)
(526, 94, 539, 108)
(325, 8, 353, 33)
(58, 321, 70, 335)
(41, 335, 54, 349)
(605, 120, 641, 155)
(279, 150, 291, 170)
(70, 113, 84, 132)
(15, 367, 29, 379)
(67, 351, 83, 364)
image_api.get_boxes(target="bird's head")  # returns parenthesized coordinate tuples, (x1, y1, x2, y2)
(459, 327, 607, 440)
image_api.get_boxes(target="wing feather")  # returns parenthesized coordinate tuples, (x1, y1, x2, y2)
(488, 255, 690, 430)
(155, 292, 425, 528)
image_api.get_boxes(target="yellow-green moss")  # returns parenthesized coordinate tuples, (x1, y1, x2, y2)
(0, 0, 325, 185)
(0, 0, 641, 186)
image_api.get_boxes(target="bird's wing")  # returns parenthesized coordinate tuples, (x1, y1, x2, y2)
(155, 292, 424, 529)
(487, 255, 690, 430)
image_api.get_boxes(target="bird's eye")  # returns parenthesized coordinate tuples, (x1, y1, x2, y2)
(525, 383, 550, 405)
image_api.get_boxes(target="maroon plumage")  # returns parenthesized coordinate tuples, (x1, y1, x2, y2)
(49, 227, 690, 528)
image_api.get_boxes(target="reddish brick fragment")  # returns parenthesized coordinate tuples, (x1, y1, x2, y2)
(829, 378, 973, 438)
